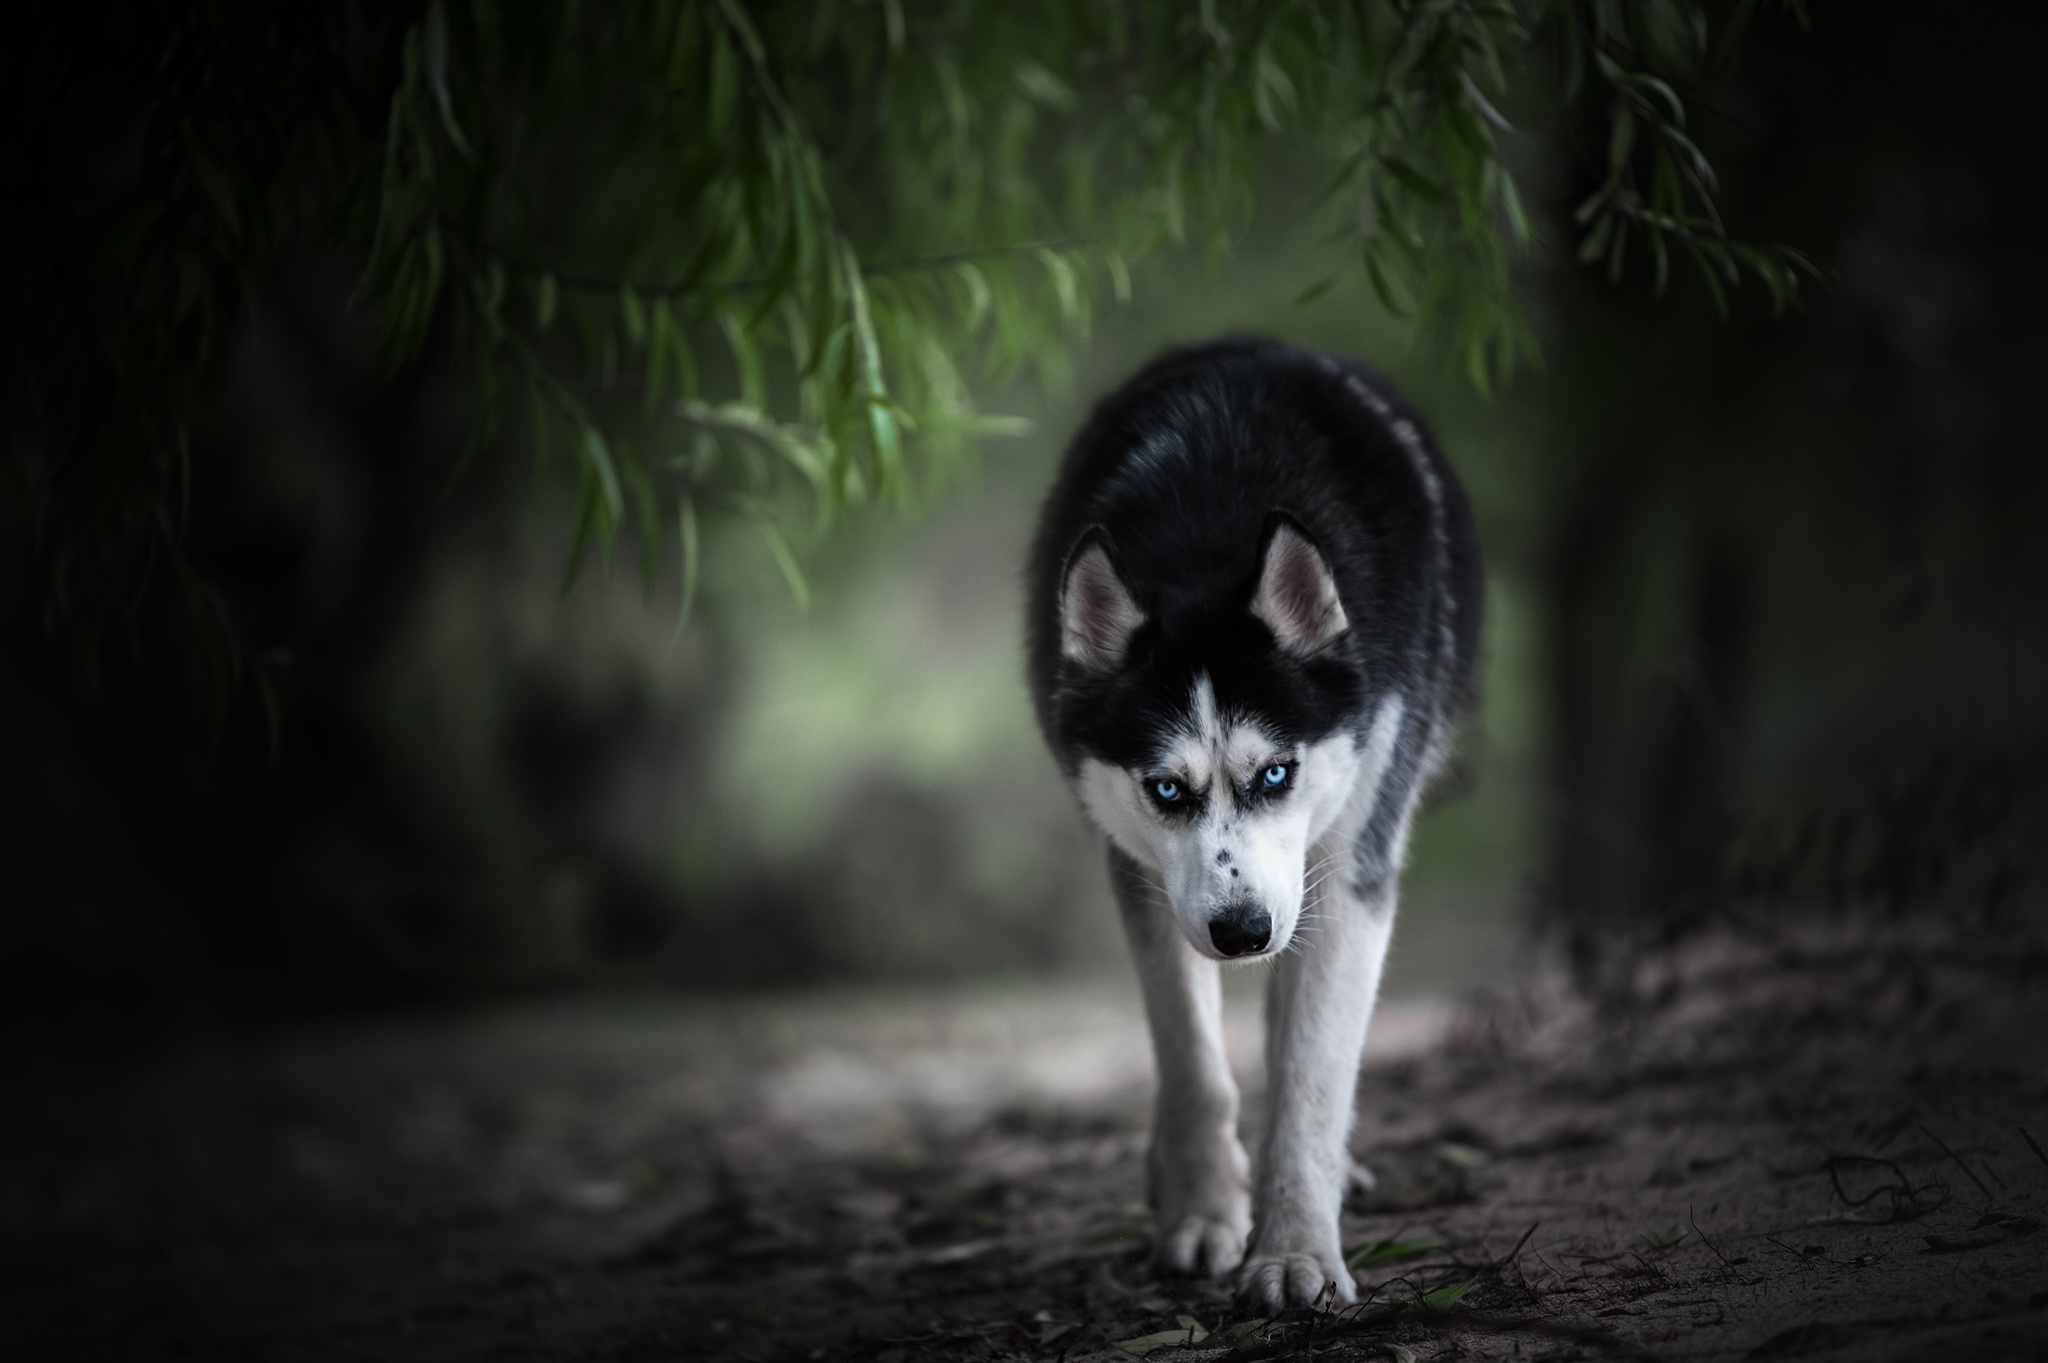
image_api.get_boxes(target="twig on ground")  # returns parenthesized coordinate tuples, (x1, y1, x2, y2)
(1826, 1154, 1913, 1208)
(1763, 1235, 1814, 1269)
(1626, 1250, 1665, 1278)
(1921, 1125, 1994, 1203)
(1688, 1205, 1743, 1283)
(1816, 1152, 1946, 1222)
(1498, 1222, 1541, 1271)
(2021, 1127, 2048, 1172)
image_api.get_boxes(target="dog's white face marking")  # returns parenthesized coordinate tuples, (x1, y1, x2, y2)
(1076, 673, 1374, 961)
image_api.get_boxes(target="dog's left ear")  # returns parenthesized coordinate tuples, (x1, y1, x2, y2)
(1060, 529, 1147, 670)
(1252, 518, 1349, 655)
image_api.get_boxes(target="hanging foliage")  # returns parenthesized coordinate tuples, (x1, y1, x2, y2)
(2, 0, 1813, 702)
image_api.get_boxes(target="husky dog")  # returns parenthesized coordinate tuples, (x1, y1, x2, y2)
(1025, 337, 1482, 1309)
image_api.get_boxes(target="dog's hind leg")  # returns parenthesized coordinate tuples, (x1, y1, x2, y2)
(1237, 875, 1397, 1311)
(1109, 845, 1252, 1278)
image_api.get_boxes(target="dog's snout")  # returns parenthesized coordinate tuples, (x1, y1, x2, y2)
(1208, 902, 1272, 957)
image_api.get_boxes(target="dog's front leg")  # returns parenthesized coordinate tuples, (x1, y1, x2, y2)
(1238, 879, 1395, 1310)
(1110, 847, 1251, 1277)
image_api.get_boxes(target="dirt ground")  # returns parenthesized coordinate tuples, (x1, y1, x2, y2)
(6, 910, 2047, 1362)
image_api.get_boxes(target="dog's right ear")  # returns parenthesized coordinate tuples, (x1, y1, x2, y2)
(1252, 516, 1349, 656)
(1059, 530, 1146, 670)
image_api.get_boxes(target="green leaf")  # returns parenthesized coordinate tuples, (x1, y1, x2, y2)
(961, 413, 1033, 438)
(1015, 61, 1078, 111)
(534, 273, 557, 331)
(1466, 334, 1494, 398)
(1578, 213, 1614, 264)
(424, 0, 475, 160)
(678, 399, 830, 489)
(527, 374, 551, 474)
(1255, 49, 1295, 130)
(1660, 122, 1720, 195)
(1458, 69, 1515, 133)
(621, 286, 648, 345)
(1500, 172, 1534, 244)
(1107, 250, 1132, 305)
(751, 513, 810, 613)
(1638, 1224, 1690, 1250)
(1609, 106, 1637, 174)
(582, 425, 624, 526)
(1436, 1141, 1490, 1167)
(1687, 239, 1733, 319)
(955, 262, 992, 333)
(672, 492, 700, 642)
(1364, 247, 1409, 317)
(1293, 277, 1336, 307)
(562, 475, 597, 594)
(443, 343, 499, 500)
(711, 0, 767, 64)
(1419, 1279, 1474, 1310)
(1346, 1238, 1440, 1268)
(720, 308, 765, 410)
(645, 301, 673, 413)
(631, 472, 662, 594)
(1382, 155, 1449, 204)
(1037, 247, 1081, 326)
(708, 24, 737, 138)
(841, 241, 901, 497)
(1633, 72, 1687, 128)
(1607, 216, 1630, 283)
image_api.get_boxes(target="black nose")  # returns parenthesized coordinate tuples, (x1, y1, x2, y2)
(1208, 903, 1272, 957)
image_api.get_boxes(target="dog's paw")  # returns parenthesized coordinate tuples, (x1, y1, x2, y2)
(1150, 1128, 1251, 1277)
(1236, 1206, 1354, 1310)
(1159, 1208, 1250, 1276)
(1152, 1163, 1251, 1277)
(1236, 1246, 1357, 1311)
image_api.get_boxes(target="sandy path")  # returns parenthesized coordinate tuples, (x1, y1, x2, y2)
(5, 914, 2045, 1361)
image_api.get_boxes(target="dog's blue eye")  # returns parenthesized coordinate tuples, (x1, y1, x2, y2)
(1154, 779, 1181, 802)
(1263, 764, 1288, 787)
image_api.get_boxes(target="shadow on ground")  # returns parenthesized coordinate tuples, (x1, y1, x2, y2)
(5, 910, 2047, 1362)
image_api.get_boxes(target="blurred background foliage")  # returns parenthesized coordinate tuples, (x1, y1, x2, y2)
(3, 0, 2044, 1020)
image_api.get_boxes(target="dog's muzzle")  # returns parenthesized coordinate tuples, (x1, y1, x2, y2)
(1208, 901, 1272, 957)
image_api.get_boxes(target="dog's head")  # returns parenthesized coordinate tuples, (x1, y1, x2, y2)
(1054, 516, 1374, 961)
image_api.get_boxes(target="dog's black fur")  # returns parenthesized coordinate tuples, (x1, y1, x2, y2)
(1026, 336, 1483, 891)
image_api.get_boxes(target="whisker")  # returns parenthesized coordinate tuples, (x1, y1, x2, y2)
(1300, 851, 1346, 895)
(1301, 868, 1346, 901)
(1287, 908, 1334, 951)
